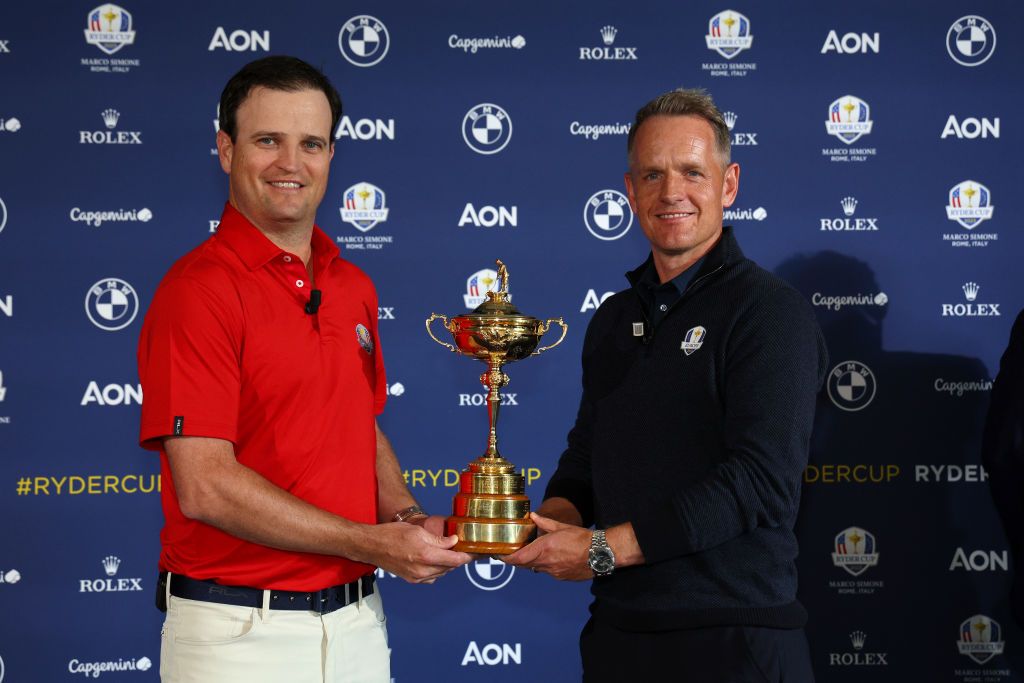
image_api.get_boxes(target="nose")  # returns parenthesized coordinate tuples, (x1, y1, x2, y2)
(659, 172, 687, 204)
(274, 144, 299, 172)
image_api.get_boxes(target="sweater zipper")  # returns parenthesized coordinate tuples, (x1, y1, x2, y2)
(656, 262, 726, 329)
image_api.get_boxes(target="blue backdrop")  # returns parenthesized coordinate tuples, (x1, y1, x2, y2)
(1, 1, 1022, 681)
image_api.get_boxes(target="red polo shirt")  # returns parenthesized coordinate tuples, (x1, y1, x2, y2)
(138, 203, 386, 590)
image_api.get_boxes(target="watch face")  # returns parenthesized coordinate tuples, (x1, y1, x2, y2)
(589, 549, 614, 574)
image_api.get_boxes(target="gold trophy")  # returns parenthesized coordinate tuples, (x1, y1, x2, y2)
(426, 261, 567, 553)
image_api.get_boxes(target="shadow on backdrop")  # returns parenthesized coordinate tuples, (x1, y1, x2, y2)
(776, 251, 1016, 680)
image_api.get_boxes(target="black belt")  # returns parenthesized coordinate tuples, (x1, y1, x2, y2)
(157, 571, 375, 615)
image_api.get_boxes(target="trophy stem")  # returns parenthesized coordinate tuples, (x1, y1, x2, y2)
(481, 355, 510, 460)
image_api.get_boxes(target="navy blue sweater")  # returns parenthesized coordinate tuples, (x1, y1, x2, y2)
(545, 228, 827, 631)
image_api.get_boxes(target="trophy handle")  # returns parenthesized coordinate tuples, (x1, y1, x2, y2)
(426, 314, 457, 353)
(533, 318, 568, 355)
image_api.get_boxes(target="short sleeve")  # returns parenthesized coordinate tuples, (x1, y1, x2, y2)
(137, 276, 243, 450)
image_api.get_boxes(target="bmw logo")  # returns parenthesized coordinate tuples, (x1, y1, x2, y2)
(584, 189, 633, 241)
(338, 15, 390, 67)
(85, 278, 139, 331)
(462, 103, 513, 155)
(827, 360, 876, 412)
(946, 16, 996, 67)
(464, 556, 515, 591)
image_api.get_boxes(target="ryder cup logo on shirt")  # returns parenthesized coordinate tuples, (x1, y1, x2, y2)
(84, 4, 136, 55)
(832, 527, 879, 577)
(355, 324, 374, 354)
(464, 269, 501, 308)
(462, 104, 512, 155)
(946, 16, 996, 67)
(946, 180, 994, 229)
(706, 10, 753, 59)
(681, 326, 706, 356)
(825, 95, 873, 145)
(338, 15, 390, 67)
(827, 360, 876, 412)
(584, 190, 632, 241)
(85, 278, 139, 331)
(958, 615, 1004, 665)
(465, 557, 515, 591)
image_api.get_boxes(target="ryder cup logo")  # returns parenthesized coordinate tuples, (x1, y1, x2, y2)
(946, 16, 996, 67)
(706, 10, 753, 59)
(465, 557, 515, 591)
(84, 4, 136, 55)
(340, 182, 389, 232)
(338, 15, 390, 67)
(462, 104, 512, 155)
(958, 615, 1004, 664)
(827, 361, 876, 411)
(464, 269, 500, 308)
(826, 95, 873, 145)
(946, 180, 994, 229)
(832, 527, 879, 576)
(85, 278, 139, 331)
(681, 326, 706, 356)
(584, 190, 632, 241)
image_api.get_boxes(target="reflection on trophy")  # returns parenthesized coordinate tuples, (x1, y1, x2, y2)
(426, 260, 567, 553)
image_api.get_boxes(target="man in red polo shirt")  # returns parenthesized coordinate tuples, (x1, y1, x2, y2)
(137, 56, 470, 682)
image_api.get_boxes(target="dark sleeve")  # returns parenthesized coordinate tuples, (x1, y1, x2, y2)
(542, 309, 610, 527)
(631, 286, 828, 562)
(982, 309, 1024, 564)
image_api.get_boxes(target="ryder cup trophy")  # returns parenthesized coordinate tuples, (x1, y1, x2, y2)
(426, 261, 568, 553)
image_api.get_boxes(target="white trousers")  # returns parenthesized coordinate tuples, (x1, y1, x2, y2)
(159, 576, 391, 683)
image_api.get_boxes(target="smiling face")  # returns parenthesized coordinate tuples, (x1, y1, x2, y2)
(624, 114, 739, 281)
(216, 86, 334, 237)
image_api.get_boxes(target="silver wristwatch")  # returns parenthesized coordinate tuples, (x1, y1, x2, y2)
(588, 529, 616, 576)
(392, 505, 427, 523)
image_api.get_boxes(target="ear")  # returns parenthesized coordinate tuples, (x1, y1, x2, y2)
(216, 130, 233, 175)
(623, 171, 638, 216)
(721, 163, 740, 208)
(328, 142, 335, 163)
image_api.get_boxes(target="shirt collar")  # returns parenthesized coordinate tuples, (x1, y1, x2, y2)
(215, 203, 340, 271)
(626, 225, 744, 289)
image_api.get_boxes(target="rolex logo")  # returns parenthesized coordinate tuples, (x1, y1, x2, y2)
(101, 109, 120, 130)
(102, 555, 121, 577)
(850, 630, 866, 650)
(600, 25, 617, 45)
(962, 282, 980, 301)
(722, 111, 737, 131)
(841, 196, 858, 217)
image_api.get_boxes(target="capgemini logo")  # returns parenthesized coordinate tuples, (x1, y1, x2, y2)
(722, 111, 737, 131)
(600, 25, 617, 45)
(102, 555, 121, 577)
(841, 196, 858, 217)
(850, 630, 866, 650)
(101, 109, 120, 129)
(962, 282, 980, 302)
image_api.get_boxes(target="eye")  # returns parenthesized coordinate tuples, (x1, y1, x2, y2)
(304, 140, 324, 151)
(257, 136, 275, 146)
(643, 172, 661, 181)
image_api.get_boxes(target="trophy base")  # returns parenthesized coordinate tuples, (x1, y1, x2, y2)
(446, 516, 536, 555)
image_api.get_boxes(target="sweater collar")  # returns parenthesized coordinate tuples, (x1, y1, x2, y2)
(626, 225, 744, 289)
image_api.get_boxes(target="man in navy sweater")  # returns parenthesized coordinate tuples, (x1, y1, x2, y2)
(506, 89, 827, 681)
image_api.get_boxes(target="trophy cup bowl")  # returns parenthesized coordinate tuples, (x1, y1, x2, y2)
(426, 260, 567, 553)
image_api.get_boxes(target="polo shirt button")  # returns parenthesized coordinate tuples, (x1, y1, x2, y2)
(659, 304, 668, 312)
(296, 280, 304, 288)
(283, 255, 292, 263)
